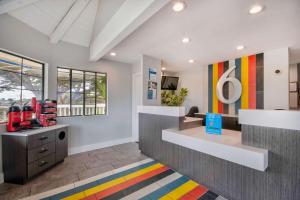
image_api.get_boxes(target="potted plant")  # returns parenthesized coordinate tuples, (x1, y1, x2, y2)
(161, 88, 188, 106)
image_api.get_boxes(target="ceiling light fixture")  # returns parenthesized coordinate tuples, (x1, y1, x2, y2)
(249, 5, 264, 14)
(182, 37, 190, 44)
(172, 1, 186, 12)
(162, 67, 167, 71)
(188, 59, 194, 63)
(236, 45, 245, 50)
(110, 52, 116, 56)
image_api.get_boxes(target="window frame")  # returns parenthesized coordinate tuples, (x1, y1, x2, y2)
(57, 67, 107, 117)
(0, 49, 45, 123)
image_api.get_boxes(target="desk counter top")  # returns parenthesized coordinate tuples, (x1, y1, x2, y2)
(0, 124, 69, 136)
(162, 126, 268, 171)
(239, 109, 300, 131)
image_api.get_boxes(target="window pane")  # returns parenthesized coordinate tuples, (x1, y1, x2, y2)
(22, 74, 43, 91)
(22, 59, 43, 77)
(0, 51, 22, 73)
(57, 92, 70, 116)
(58, 68, 70, 92)
(72, 70, 83, 93)
(0, 88, 21, 122)
(0, 70, 21, 89)
(85, 97, 95, 115)
(96, 73, 106, 115)
(96, 73, 107, 103)
(71, 92, 83, 116)
(85, 72, 95, 94)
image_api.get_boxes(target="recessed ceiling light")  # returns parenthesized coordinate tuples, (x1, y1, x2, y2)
(110, 52, 116, 56)
(182, 37, 190, 44)
(236, 45, 245, 50)
(162, 67, 167, 71)
(188, 59, 194, 63)
(172, 1, 186, 12)
(249, 5, 264, 14)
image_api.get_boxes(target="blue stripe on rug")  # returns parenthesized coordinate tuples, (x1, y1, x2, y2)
(139, 176, 189, 200)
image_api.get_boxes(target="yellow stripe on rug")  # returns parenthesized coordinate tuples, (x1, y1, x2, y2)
(159, 180, 199, 200)
(63, 163, 163, 200)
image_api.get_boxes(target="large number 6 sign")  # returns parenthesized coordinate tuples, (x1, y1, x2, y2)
(216, 66, 242, 104)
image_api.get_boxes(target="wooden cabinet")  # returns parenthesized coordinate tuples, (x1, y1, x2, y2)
(2, 125, 69, 184)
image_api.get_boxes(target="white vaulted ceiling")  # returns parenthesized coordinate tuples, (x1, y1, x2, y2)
(3, 0, 169, 61)
(1, 0, 300, 71)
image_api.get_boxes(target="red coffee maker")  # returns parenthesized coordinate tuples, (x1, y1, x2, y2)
(7, 103, 21, 132)
(20, 102, 34, 129)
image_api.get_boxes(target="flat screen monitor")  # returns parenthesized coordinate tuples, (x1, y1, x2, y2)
(161, 76, 179, 90)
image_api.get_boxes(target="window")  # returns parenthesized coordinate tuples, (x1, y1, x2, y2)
(57, 67, 107, 117)
(0, 50, 45, 123)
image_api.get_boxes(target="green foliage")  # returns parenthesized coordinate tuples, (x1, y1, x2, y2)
(161, 88, 188, 106)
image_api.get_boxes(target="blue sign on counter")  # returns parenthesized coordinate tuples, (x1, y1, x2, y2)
(206, 113, 222, 135)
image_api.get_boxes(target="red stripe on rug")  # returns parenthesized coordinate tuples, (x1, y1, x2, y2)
(179, 185, 208, 200)
(82, 166, 170, 200)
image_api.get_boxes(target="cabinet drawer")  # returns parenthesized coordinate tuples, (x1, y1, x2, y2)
(28, 131, 55, 149)
(28, 142, 55, 163)
(28, 153, 55, 178)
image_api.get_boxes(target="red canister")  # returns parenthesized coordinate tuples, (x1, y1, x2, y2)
(7, 103, 21, 132)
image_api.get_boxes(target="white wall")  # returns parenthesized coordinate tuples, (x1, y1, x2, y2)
(141, 55, 161, 106)
(178, 67, 205, 113)
(264, 48, 289, 110)
(0, 14, 133, 179)
(131, 61, 142, 74)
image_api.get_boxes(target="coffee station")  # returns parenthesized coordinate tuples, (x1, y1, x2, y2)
(1, 98, 69, 184)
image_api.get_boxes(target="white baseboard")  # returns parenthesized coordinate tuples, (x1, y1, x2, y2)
(68, 137, 134, 155)
(0, 172, 4, 184)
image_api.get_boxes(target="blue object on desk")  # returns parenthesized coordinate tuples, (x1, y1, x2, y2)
(205, 113, 222, 134)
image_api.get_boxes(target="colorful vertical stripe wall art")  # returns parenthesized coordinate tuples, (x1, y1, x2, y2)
(208, 53, 264, 115)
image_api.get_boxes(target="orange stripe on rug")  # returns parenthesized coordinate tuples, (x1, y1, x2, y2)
(179, 185, 208, 200)
(81, 195, 97, 200)
(82, 166, 170, 200)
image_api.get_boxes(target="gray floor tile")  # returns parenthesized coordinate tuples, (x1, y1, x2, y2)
(78, 164, 114, 180)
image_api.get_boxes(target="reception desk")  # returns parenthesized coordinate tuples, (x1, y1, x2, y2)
(162, 127, 267, 171)
(138, 106, 300, 200)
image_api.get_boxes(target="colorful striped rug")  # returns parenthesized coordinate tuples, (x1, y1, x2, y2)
(22, 159, 227, 200)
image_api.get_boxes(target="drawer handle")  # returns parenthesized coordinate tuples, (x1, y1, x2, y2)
(39, 161, 48, 167)
(39, 148, 48, 153)
(39, 136, 48, 141)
